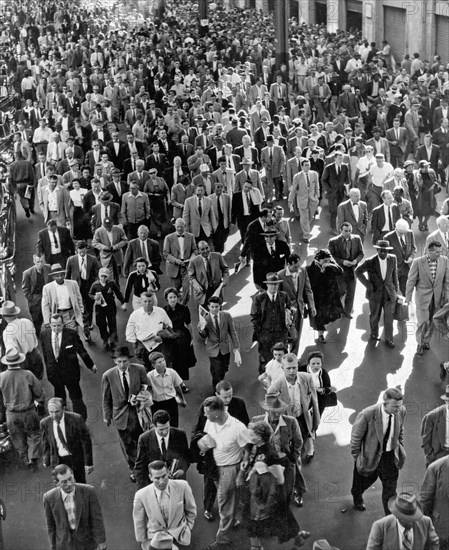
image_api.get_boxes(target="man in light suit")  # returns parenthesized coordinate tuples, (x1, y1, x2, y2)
(163, 219, 197, 305)
(42, 264, 84, 330)
(183, 182, 217, 245)
(123, 225, 162, 278)
(286, 147, 303, 192)
(406, 241, 449, 355)
(356, 240, 400, 347)
(288, 158, 320, 243)
(133, 460, 197, 550)
(277, 254, 316, 353)
(328, 222, 364, 318)
(134, 410, 190, 490)
(270, 75, 288, 108)
(43, 464, 107, 550)
(210, 181, 231, 254)
(39, 174, 71, 227)
(41, 314, 96, 420)
(421, 453, 449, 545)
(260, 135, 286, 202)
(65, 241, 100, 342)
(351, 387, 407, 514)
(385, 219, 416, 295)
(40, 397, 93, 483)
(386, 118, 407, 168)
(321, 151, 351, 234)
(426, 215, 449, 257)
(102, 346, 149, 480)
(371, 190, 401, 246)
(267, 353, 320, 460)
(188, 242, 229, 305)
(22, 254, 51, 334)
(198, 296, 240, 390)
(366, 492, 439, 550)
(336, 188, 368, 242)
(420, 386, 449, 467)
(234, 158, 265, 195)
(91, 217, 128, 283)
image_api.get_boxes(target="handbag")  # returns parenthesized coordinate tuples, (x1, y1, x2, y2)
(394, 300, 409, 322)
(322, 390, 338, 408)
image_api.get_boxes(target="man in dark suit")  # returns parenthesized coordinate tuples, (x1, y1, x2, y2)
(384, 219, 416, 295)
(43, 464, 107, 550)
(433, 118, 449, 185)
(415, 133, 441, 173)
(421, 389, 449, 467)
(234, 135, 259, 169)
(251, 273, 292, 372)
(209, 181, 231, 254)
(175, 137, 195, 169)
(371, 189, 401, 245)
(252, 227, 291, 289)
(190, 380, 249, 522)
(231, 181, 262, 252)
(277, 253, 316, 353)
(134, 409, 190, 490)
(432, 97, 449, 130)
(36, 220, 75, 267)
(22, 253, 51, 334)
(105, 132, 128, 170)
(321, 151, 351, 234)
(41, 314, 97, 420)
(123, 224, 162, 277)
(336, 188, 368, 242)
(90, 191, 123, 233)
(421, 90, 440, 133)
(106, 168, 128, 204)
(145, 142, 169, 174)
(240, 208, 273, 263)
(65, 241, 100, 342)
(101, 346, 149, 480)
(355, 240, 400, 347)
(385, 118, 407, 168)
(40, 397, 93, 483)
(328, 222, 364, 318)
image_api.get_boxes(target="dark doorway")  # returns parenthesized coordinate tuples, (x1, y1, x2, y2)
(347, 10, 362, 30)
(316, 2, 327, 25)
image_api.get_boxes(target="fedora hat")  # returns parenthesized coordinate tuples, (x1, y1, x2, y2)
(261, 226, 279, 237)
(260, 393, 289, 413)
(313, 540, 340, 550)
(263, 272, 283, 284)
(99, 191, 113, 202)
(113, 346, 133, 359)
(441, 384, 449, 400)
(403, 160, 415, 169)
(388, 492, 423, 522)
(1, 347, 26, 366)
(50, 263, 66, 275)
(373, 240, 393, 250)
(0, 301, 20, 316)
(149, 531, 177, 550)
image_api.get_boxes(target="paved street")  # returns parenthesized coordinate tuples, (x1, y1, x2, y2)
(1, 194, 447, 550)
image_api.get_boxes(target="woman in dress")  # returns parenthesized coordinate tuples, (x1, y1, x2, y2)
(69, 178, 90, 240)
(163, 287, 196, 391)
(414, 159, 440, 231)
(123, 257, 160, 310)
(239, 421, 310, 550)
(306, 249, 344, 343)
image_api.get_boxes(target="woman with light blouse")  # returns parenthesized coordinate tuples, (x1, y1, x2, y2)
(69, 178, 90, 240)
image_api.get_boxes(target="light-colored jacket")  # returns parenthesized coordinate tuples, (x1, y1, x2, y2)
(41, 279, 84, 327)
(421, 455, 449, 542)
(288, 170, 320, 210)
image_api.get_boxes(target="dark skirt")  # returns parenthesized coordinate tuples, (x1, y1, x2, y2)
(73, 206, 91, 240)
(165, 328, 196, 380)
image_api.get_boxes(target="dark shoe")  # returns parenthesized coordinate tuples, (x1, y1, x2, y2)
(129, 473, 136, 483)
(305, 453, 314, 463)
(25, 209, 30, 219)
(293, 493, 303, 507)
(416, 345, 424, 356)
(342, 312, 353, 319)
(385, 340, 395, 348)
(204, 510, 214, 522)
(317, 335, 326, 344)
(370, 334, 380, 341)
(232, 519, 241, 529)
(294, 531, 311, 547)
(440, 362, 448, 382)
(353, 502, 366, 511)
(423, 342, 430, 350)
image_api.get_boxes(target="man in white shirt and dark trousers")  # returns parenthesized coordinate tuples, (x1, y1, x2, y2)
(198, 396, 248, 550)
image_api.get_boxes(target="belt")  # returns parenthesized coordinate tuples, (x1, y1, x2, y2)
(216, 463, 240, 468)
(58, 307, 73, 312)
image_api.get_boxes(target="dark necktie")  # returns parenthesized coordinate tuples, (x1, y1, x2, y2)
(122, 372, 129, 397)
(206, 258, 212, 281)
(400, 236, 406, 255)
(198, 198, 202, 217)
(217, 196, 223, 222)
(53, 232, 59, 249)
(56, 420, 69, 453)
(246, 192, 252, 210)
(305, 172, 310, 189)
(160, 437, 167, 460)
(214, 314, 220, 339)
(388, 207, 393, 231)
(382, 414, 392, 451)
(344, 238, 351, 259)
(402, 528, 412, 550)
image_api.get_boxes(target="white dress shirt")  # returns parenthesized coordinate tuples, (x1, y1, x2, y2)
(53, 414, 70, 457)
(381, 405, 394, 452)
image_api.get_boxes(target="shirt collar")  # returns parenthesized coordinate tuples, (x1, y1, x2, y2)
(61, 486, 75, 500)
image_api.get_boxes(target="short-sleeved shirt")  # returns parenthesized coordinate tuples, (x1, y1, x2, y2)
(204, 414, 248, 466)
(147, 368, 182, 401)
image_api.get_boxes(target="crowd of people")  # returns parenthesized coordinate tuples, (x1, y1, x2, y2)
(0, 0, 449, 548)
